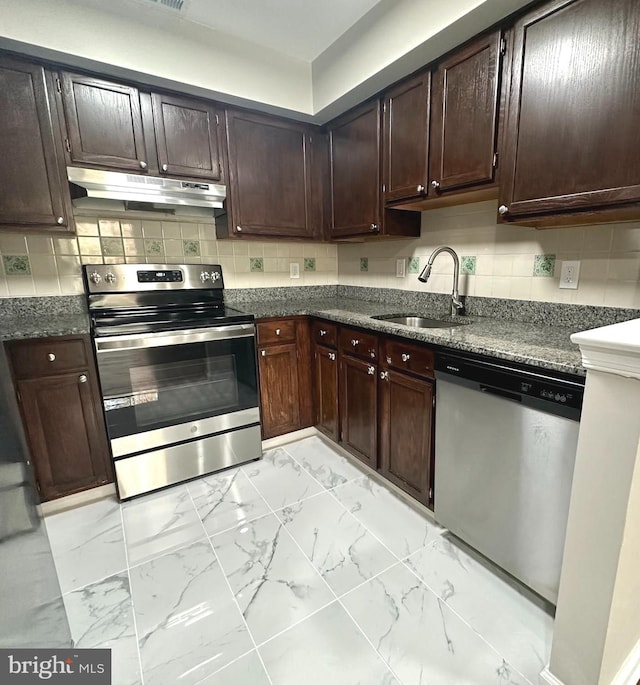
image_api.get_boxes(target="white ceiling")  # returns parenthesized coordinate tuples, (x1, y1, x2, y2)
(130, 0, 385, 62)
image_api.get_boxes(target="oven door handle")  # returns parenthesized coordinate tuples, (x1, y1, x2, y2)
(95, 324, 255, 353)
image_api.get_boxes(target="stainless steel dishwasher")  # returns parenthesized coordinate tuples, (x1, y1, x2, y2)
(434, 352, 584, 605)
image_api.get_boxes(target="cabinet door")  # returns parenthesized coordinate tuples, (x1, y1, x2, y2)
(314, 344, 339, 442)
(329, 100, 382, 238)
(340, 355, 377, 468)
(60, 72, 148, 172)
(500, 0, 640, 219)
(258, 343, 301, 439)
(383, 72, 430, 203)
(17, 370, 111, 501)
(430, 31, 502, 194)
(379, 369, 433, 507)
(0, 56, 71, 231)
(152, 93, 223, 180)
(226, 110, 313, 238)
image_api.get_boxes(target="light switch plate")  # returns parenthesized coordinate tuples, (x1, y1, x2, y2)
(290, 262, 300, 279)
(559, 260, 580, 289)
(396, 259, 406, 278)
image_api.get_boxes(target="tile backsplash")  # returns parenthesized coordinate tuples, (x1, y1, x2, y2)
(339, 201, 640, 309)
(0, 214, 338, 297)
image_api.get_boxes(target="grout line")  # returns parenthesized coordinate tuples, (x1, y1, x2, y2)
(119, 504, 146, 685)
(184, 485, 276, 685)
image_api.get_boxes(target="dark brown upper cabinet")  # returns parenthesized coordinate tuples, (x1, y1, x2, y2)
(60, 72, 148, 173)
(429, 30, 502, 197)
(329, 99, 420, 240)
(499, 0, 640, 226)
(151, 92, 223, 180)
(224, 109, 318, 239)
(0, 56, 73, 233)
(383, 71, 431, 203)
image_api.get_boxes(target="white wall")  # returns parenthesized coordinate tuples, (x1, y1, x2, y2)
(0, 0, 313, 116)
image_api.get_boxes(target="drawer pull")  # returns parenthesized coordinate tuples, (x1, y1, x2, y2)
(328, 352, 336, 361)
(402, 353, 411, 362)
(48, 353, 56, 362)
(261, 350, 266, 356)
(276, 328, 281, 335)
(320, 330, 327, 336)
(380, 371, 389, 380)
(78, 374, 87, 384)
(351, 339, 359, 346)
(367, 365, 375, 375)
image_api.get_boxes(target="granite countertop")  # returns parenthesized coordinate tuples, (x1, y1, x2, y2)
(234, 297, 585, 376)
(0, 313, 90, 341)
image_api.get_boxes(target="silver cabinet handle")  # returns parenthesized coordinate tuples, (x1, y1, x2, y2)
(261, 350, 266, 356)
(161, 163, 168, 172)
(139, 160, 147, 169)
(48, 353, 56, 362)
(380, 371, 389, 380)
(431, 180, 440, 190)
(417, 184, 425, 193)
(367, 365, 375, 375)
(275, 328, 281, 335)
(351, 339, 359, 346)
(236, 226, 243, 232)
(401, 353, 411, 362)
(370, 223, 378, 231)
(386, 356, 392, 364)
(328, 352, 336, 361)
(498, 204, 509, 216)
(320, 330, 327, 336)
(56, 217, 65, 225)
(78, 374, 87, 383)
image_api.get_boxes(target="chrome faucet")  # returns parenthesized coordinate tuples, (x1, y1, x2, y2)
(418, 246, 465, 316)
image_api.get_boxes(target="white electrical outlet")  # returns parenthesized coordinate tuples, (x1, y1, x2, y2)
(559, 260, 580, 289)
(396, 259, 406, 278)
(290, 262, 300, 279)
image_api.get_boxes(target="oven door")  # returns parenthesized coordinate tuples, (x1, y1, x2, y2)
(94, 324, 259, 457)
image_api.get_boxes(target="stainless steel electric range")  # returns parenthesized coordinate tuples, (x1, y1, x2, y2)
(83, 263, 262, 500)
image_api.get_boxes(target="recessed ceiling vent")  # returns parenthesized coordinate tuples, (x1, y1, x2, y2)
(138, 0, 188, 13)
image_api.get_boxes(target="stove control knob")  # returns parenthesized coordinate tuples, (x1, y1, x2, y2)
(211, 271, 221, 281)
(200, 271, 210, 283)
(89, 271, 101, 284)
(105, 272, 116, 284)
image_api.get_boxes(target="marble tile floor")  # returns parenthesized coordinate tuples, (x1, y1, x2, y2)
(43, 435, 554, 685)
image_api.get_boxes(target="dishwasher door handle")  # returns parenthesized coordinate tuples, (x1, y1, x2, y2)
(479, 385, 522, 403)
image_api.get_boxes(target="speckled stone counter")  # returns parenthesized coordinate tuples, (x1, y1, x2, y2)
(234, 297, 586, 376)
(0, 296, 90, 341)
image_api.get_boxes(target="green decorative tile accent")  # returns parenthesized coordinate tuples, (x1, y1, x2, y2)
(145, 239, 163, 256)
(360, 257, 369, 272)
(3, 255, 31, 276)
(183, 239, 200, 257)
(250, 257, 264, 272)
(533, 254, 556, 277)
(100, 237, 124, 256)
(304, 257, 316, 272)
(461, 255, 476, 275)
(408, 257, 420, 274)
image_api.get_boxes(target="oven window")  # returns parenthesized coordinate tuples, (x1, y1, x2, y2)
(96, 335, 258, 440)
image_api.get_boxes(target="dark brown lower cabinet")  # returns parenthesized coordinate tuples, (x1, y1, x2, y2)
(6, 336, 111, 501)
(379, 369, 433, 506)
(313, 343, 339, 441)
(340, 355, 377, 469)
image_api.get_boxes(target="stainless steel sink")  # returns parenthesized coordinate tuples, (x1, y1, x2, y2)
(371, 314, 470, 328)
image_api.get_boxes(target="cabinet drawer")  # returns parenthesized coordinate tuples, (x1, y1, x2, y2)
(257, 320, 297, 346)
(9, 337, 89, 380)
(382, 338, 434, 379)
(339, 327, 378, 361)
(312, 320, 337, 348)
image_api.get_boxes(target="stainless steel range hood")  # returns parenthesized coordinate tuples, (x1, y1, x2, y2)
(68, 167, 226, 215)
